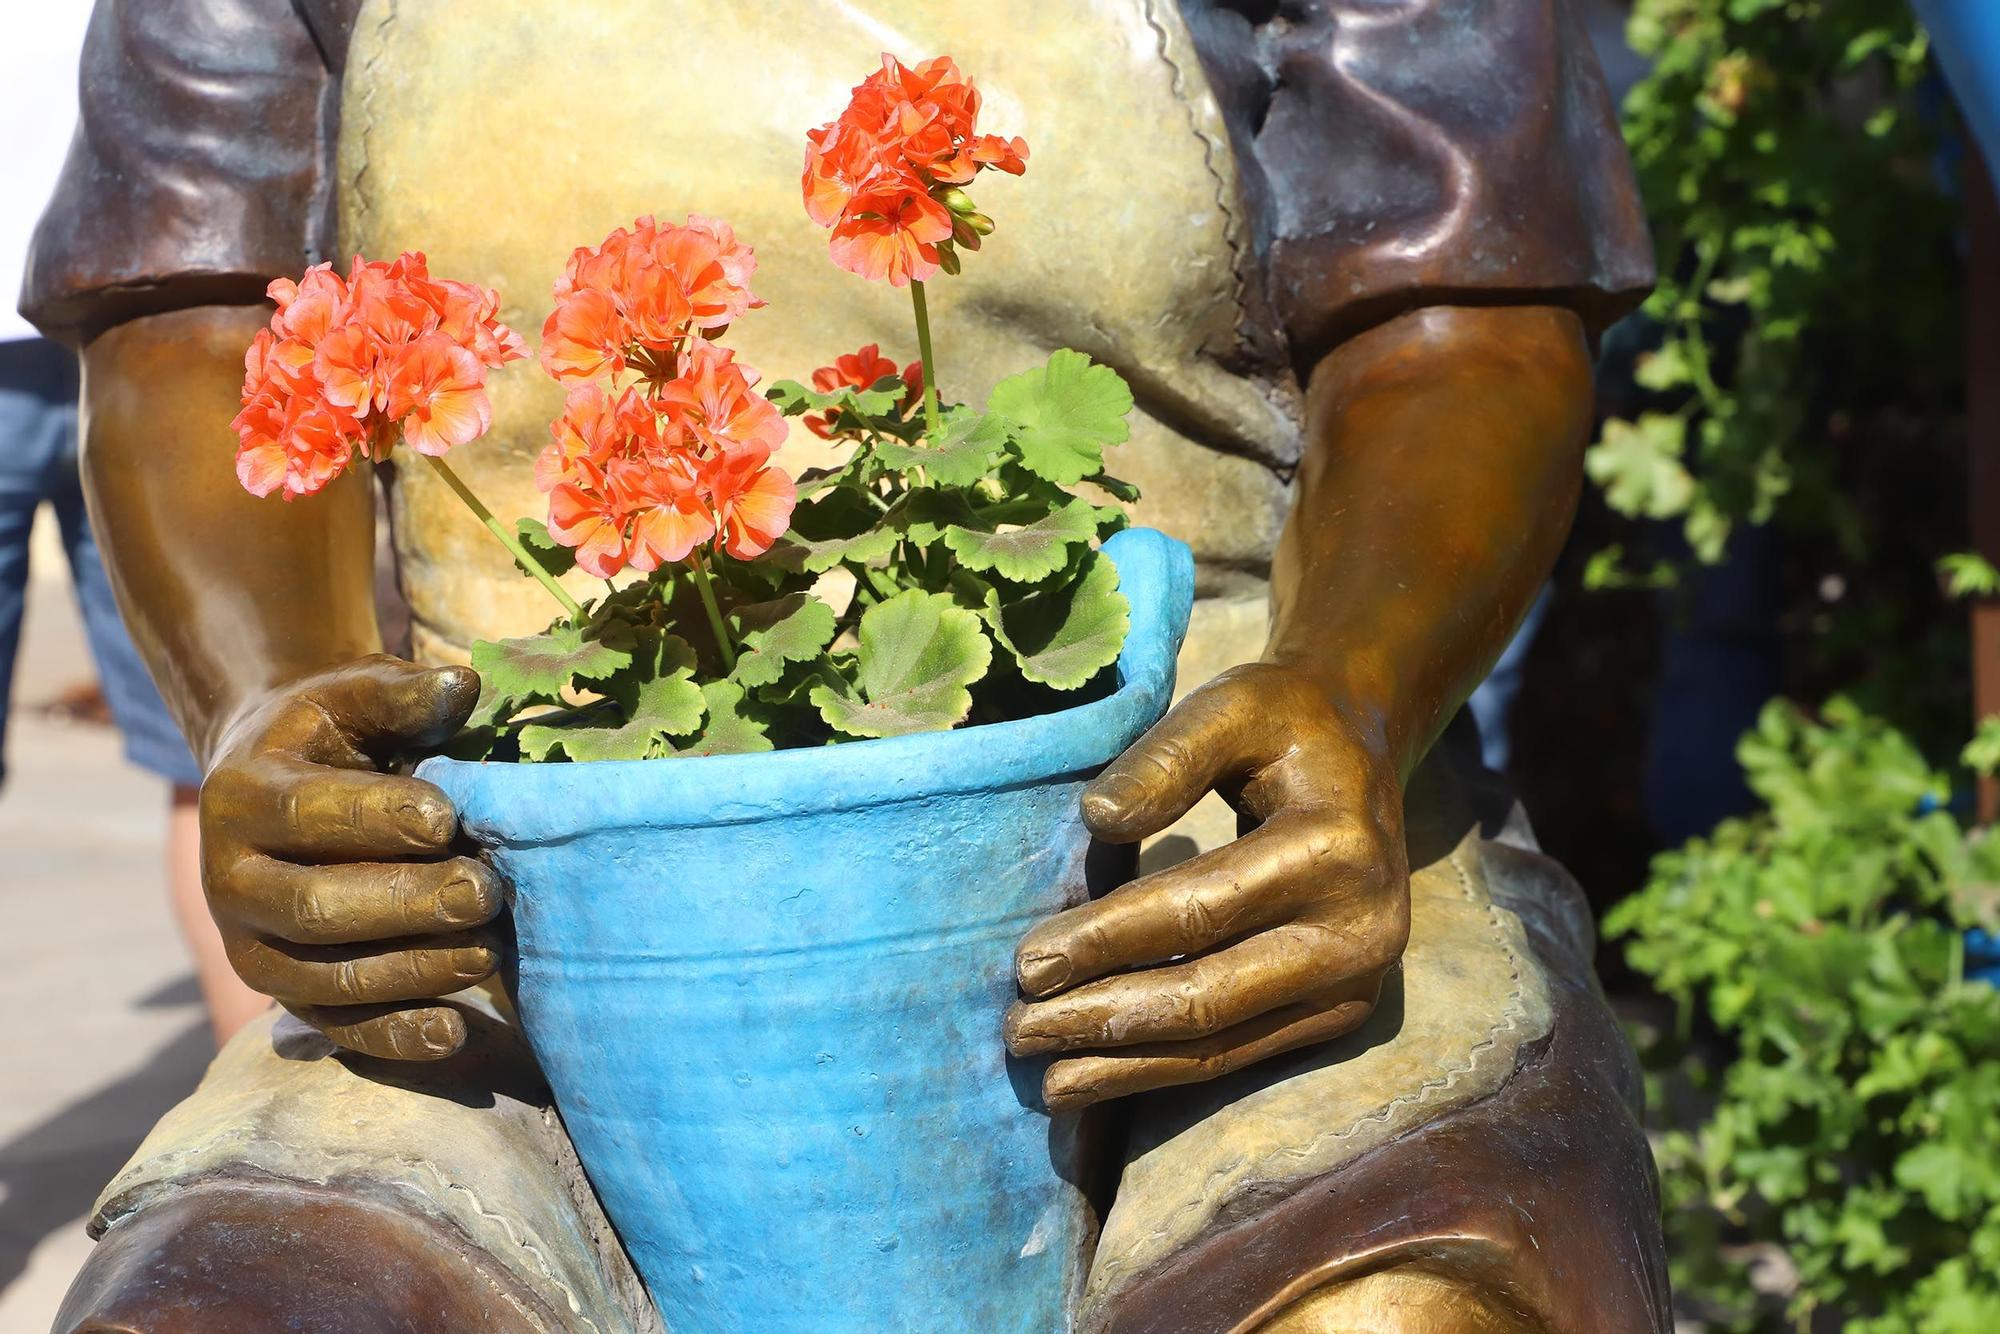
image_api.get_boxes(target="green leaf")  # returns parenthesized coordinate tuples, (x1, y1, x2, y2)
(766, 378, 904, 419)
(1084, 472, 1141, 504)
(729, 594, 838, 689)
(513, 518, 576, 579)
(943, 497, 1101, 583)
(982, 550, 1129, 690)
(872, 407, 1008, 486)
(1963, 717, 2000, 778)
(1940, 552, 2000, 600)
(1634, 341, 1694, 393)
(1585, 413, 1695, 520)
(810, 590, 991, 737)
(674, 680, 776, 756)
(517, 648, 705, 762)
(771, 485, 900, 574)
(987, 349, 1133, 485)
(471, 623, 633, 710)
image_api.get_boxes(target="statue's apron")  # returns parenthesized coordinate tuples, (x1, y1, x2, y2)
(339, 1, 1294, 857)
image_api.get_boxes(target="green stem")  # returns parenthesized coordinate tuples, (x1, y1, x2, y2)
(688, 554, 737, 671)
(424, 454, 582, 621)
(910, 278, 944, 440)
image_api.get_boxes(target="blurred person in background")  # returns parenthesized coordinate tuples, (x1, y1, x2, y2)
(2, 3, 266, 1044)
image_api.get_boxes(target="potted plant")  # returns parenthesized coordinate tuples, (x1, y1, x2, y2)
(229, 53, 1191, 1332)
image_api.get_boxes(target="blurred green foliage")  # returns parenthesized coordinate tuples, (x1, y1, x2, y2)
(1596, 1, 2000, 1327)
(1587, 0, 1957, 581)
(1610, 699, 2000, 1331)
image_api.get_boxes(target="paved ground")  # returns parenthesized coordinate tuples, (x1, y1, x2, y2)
(0, 512, 213, 1332)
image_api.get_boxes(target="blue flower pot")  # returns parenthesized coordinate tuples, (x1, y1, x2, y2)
(419, 528, 1194, 1333)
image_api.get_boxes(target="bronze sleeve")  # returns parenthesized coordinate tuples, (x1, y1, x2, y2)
(1179, 0, 1656, 365)
(19, 0, 338, 346)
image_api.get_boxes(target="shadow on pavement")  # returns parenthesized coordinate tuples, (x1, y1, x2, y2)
(0, 1015, 210, 1296)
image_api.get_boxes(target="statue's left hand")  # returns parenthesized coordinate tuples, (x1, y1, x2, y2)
(1003, 662, 1410, 1111)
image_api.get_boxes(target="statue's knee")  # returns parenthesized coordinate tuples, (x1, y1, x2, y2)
(54, 1180, 554, 1333)
(1257, 1265, 1540, 1334)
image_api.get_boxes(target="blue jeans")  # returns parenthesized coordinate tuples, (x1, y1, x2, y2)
(0, 337, 200, 788)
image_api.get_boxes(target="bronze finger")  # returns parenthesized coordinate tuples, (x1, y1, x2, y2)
(286, 1001, 470, 1061)
(1040, 988, 1381, 1113)
(221, 755, 459, 860)
(211, 854, 503, 945)
(1005, 921, 1362, 1056)
(227, 932, 500, 1008)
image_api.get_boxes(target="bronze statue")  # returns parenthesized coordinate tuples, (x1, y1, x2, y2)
(33, 1, 1666, 1329)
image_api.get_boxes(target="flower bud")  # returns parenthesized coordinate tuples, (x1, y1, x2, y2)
(936, 241, 963, 276)
(938, 186, 978, 215)
(950, 217, 985, 251)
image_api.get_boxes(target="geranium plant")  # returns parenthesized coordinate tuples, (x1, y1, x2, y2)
(230, 53, 1139, 762)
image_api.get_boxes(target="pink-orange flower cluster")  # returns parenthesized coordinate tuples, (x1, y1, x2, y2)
(540, 214, 763, 386)
(803, 54, 1028, 287)
(232, 254, 525, 499)
(805, 344, 924, 439)
(534, 218, 794, 578)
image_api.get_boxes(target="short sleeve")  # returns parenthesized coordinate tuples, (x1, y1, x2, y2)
(19, 0, 340, 345)
(1179, 0, 1656, 365)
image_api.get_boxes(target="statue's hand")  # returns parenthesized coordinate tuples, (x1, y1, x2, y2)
(199, 655, 503, 1059)
(1004, 663, 1410, 1111)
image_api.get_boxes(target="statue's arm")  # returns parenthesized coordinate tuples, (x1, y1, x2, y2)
(79, 307, 501, 1059)
(1005, 304, 1592, 1109)
(1265, 305, 1593, 784)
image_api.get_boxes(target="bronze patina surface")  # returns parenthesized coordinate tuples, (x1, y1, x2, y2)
(33, 1, 1667, 1328)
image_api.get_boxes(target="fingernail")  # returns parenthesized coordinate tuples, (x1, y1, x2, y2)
(1002, 1003, 1043, 1052)
(443, 874, 497, 923)
(1082, 775, 1143, 826)
(456, 948, 497, 981)
(1019, 950, 1071, 994)
(419, 1010, 457, 1055)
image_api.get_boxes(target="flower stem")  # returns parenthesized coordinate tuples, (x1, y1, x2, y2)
(423, 453, 583, 622)
(688, 553, 737, 671)
(910, 279, 944, 440)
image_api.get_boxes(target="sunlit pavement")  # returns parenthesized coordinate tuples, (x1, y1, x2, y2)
(0, 516, 213, 1332)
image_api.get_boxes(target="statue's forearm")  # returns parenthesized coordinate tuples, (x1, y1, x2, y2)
(1265, 305, 1595, 779)
(79, 305, 382, 765)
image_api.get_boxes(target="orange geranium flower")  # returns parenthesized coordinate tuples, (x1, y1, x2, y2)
(803, 53, 1029, 287)
(385, 334, 493, 456)
(531, 219, 793, 576)
(705, 450, 797, 561)
(232, 392, 354, 500)
(232, 252, 524, 499)
(540, 215, 765, 386)
(805, 344, 923, 438)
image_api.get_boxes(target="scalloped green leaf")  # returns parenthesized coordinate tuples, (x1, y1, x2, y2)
(872, 408, 1008, 487)
(471, 623, 633, 712)
(943, 496, 1100, 583)
(886, 488, 978, 549)
(987, 349, 1133, 485)
(674, 680, 776, 756)
(729, 594, 838, 689)
(513, 517, 576, 579)
(810, 590, 992, 737)
(516, 654, 705, 762)
(984, 551, 1128, 690)
(771, 485, 900, 573)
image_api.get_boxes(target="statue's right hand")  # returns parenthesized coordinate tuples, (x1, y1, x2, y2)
(199, 655, 502, 1059)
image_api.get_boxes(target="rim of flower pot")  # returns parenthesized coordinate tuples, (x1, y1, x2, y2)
(417, 527, 1195, 841)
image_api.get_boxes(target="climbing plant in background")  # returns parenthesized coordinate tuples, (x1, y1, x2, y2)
(1585, 0, 1957, 580)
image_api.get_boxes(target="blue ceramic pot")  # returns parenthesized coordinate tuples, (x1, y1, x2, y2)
(419, 528, 1194, 1333)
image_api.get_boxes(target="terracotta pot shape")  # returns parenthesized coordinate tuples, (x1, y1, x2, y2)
(420, 527, 1195, 1332)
